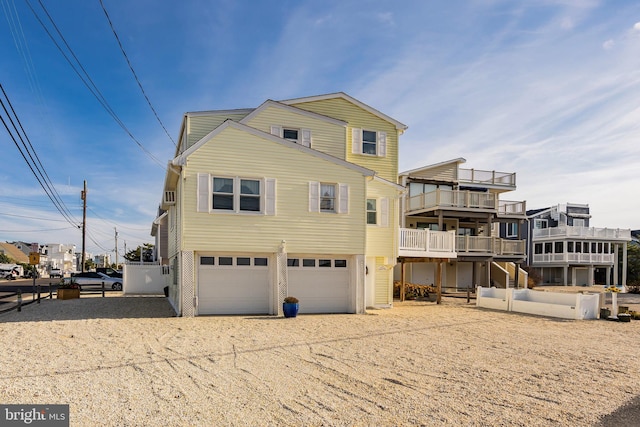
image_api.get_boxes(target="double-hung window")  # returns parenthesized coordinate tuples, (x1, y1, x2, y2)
(362, 130, 377, 155)
(352, 128, 387, 157)
(309, 182, 348, 214)
(507, 223, 518, 238)
(213, 177, 260, 212)
(213, 178, 234, 210)
(198, 174, 276, 215)
(320, 184, 336, 212)
(366, 199, 377, 224)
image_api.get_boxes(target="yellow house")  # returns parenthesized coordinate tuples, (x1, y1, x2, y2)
(156, 93, 406, 316)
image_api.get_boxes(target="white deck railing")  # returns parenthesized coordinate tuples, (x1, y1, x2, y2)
(532, 253, 615, 264)
(406, 189, 498, 213)
(456, 236, 526, 256)
(498, 200, 526, 216)
(533, 226, 631, 241)
(458, 168, 516, 187)
(399, 228, 456, 258)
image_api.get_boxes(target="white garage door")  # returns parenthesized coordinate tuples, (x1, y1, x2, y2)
(198, 255, 270, 315)
(287, 256, 350, 314)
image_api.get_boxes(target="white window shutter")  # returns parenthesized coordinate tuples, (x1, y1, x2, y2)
(380, 197, 389, 227)
(338, 183, 349, 214)
(197, 173, 211, 212)
(309, 182, 320, 212)
(301, 129, 312, 147)
(265, 178, 276, 215)
(270, 125, 282, 137)
(378, 131, 387, 157)
(352, 128, 362, 154)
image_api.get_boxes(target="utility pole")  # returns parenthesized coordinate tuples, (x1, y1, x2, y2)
(114, 227, 118, 268)
(81, 180, 87, 273)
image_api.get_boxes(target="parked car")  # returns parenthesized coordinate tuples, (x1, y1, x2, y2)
(50, 268, 63, 278)
(95, 267, 123, 278)
(1, 268, 19, 280)
(64, 272, 123, 291)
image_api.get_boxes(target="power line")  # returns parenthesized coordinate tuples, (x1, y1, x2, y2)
(0, 211, 69, 221)
(0, 84, 80, 228)
(99, 0, 176, 148)
(25, 0, 167, 169)
(0, 84, 78, 224)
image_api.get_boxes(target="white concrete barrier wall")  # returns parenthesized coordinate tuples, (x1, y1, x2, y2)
(123, 264, 165, 294)
(477, 287, 599, 320)
(476, 287, 509, 311)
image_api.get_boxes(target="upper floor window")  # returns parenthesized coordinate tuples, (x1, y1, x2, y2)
(362, 130, 377, 155)
(507, 223, 518, 237)
(283, 128, 299, 142)
(320, 184, 336, 212)
(534, 219, 548, 229)
(366, 199, 377, 224)
(212, 177, 260, 212)
(197, 173, 276, 215)
(352, 128, 386, 157)
(309, 182, 348, 214)
(573, 218, 585, 227)
(270, 126, 311, 147)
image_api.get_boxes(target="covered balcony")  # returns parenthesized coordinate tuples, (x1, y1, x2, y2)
(399, 228, 457, 258)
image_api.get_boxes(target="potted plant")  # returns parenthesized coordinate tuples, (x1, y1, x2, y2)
(57, 278, 80, 300)
(283, 296, 299, 318)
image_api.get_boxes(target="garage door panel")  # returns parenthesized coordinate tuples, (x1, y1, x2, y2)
(197, 256, 270, 315)
(288, 257, 350, 314)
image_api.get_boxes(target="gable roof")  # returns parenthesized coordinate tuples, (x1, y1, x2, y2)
(399, 158, 467, 177)
(280, 92, 408, 132)
(172, 119, 375, 177)
(240, 100, 347, 127)
(0, 242, 29, 263)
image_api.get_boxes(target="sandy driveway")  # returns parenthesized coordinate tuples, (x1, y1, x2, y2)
(1, 295, 639, 426)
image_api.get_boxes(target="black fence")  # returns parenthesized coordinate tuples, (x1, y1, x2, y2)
(0, 282, 110, 315)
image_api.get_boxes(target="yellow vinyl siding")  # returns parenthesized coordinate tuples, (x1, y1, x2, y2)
(290, 98, 399, 183)
(365, 180, 398, 261)
(181, 126, 367, 254)
(186, 112, 250, 150)
(374, 257, 392, 305)
(242, 105, 346, 159)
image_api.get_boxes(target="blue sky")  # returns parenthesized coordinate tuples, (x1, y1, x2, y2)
(1, 0, 639, 259)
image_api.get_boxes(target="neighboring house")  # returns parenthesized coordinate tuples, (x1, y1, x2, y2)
(154, 92, 407, 316)
(0, 242, 29, 264)
(395, 158, 528, 292)
(8, 241, 38, 258)
(525, 203, 631, 287)
(42, 243, 77, 275)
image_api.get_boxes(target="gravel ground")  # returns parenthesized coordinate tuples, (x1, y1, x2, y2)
(1, 295, 639, 426)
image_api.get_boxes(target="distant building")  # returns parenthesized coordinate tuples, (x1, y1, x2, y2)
(0, 242, 29, 264)
(525, 203, 631, 287)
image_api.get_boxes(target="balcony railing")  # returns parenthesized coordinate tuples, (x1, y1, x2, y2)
(532, 253, 615, 265)
(532, 226, 631, 241)
(456, 236, 526, 256)
(497, 200, 526, 216)
(458, 168, 516, 187)
(399, 228, 456, 258)
(399, 229, 525, 258)
(406, 189, 497, 213)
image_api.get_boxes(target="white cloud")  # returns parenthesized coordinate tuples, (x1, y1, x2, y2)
(602, 39, 615, 49)
(377, 12, 395, 26)
(634, 21, 640, 31)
